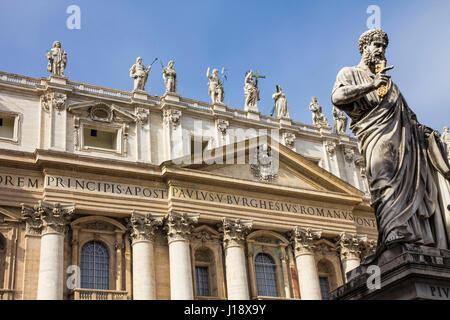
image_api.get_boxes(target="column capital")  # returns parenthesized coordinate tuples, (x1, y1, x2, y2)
(128, 211, 163, 243)
(22, 201, 75, 236)
(221, 217, 252, 249)
(291, 226, 322, 256)
(164, 212, 199, 244)
(336, 232, 367, 260)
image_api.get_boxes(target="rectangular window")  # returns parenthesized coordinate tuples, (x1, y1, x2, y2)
(0, 116, 15, 140)
(195, 266, 210, 296)
(319, 277, 330, 300)
(83, 127, 117, 150)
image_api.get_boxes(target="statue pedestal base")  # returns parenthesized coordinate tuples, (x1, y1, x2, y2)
(279, 117, 291, 126)
(48, 75, 67, 85)
(133, 90, 149, 100)
(319, 126, 332, 134)
(162, 92, 180, 102)
(246, 110, 260, 121)
(212, 103, 227, 112)
(331, 244, 450, 300)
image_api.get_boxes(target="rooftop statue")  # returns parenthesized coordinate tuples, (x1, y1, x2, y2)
(162, 60, 177, 93)
(206, 67, 225, 104)
(272, 85, 290, 119)
(129, 57, 152, 92)
(332, 106, 348, 135)
(309, 97, 330, 127)
(443, 126, 450, 160)
(46, 41, 67, 76)
(244, 70, 265, 112)
(331, 29, 450, 261)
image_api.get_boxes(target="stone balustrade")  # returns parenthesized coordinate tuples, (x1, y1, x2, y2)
(71, 288, 128, 300)
(0, 289, 14, 300)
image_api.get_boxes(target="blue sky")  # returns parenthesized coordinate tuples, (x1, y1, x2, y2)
(0, 0, 449, 133)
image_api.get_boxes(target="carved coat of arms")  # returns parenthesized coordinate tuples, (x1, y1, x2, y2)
(250, 144, 278, 182)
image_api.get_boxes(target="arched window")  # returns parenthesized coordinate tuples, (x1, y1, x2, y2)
(255, 253, 278, 297)
(194, 248, 218, 297)
(317, 259, 337, 300)
(80, 241, 109, 290)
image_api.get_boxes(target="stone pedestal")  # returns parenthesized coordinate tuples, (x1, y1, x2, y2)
(279, 117, 291, 126)
(162, 92, 180, 102)
(49, 75, 67, 85)
(212, 102, 227, 112)
(246, 110, 260, 121)
(133, 90, 149, 101)
(331, 244, 450, 300)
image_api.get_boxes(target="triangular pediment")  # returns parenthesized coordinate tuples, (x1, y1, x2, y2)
(0, 207, 21, 221)
(67, 101, 137, 123)
(165, 135, 364, 197)
(197, 162, 323, 191)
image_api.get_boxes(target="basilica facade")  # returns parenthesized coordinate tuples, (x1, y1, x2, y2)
(0, 45, 379, 300)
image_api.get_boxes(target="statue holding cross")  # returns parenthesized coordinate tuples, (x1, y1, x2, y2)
(244, 70, 265, 112)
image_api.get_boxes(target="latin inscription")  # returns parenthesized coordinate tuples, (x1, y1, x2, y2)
(171, 187, 376, 227)
(430, 285, 450, 299)
(0, 173, 377, 227)
(0, 174, 41, 189)
(45, 175, 166, 199)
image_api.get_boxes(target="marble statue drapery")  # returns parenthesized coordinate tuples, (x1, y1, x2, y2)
(332, 66, 450, 252)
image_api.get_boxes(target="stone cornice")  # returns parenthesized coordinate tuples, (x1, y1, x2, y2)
(291, 226, 322, 255)
(128, 211, 164, 243)
(164, 212, 199, 243)
(21, 201, 75, 236)
(220, 217, 253, 249)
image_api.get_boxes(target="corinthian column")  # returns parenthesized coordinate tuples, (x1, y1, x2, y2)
(221, 217, 252, 300)
(337, 232, 366, 282)
(22, 201, 74, 300)
(128, 211, 163, 300)
(292, 226, 322, 300)
(165, 212, 199, 300)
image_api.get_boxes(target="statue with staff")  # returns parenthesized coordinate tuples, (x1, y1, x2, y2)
(244, 70, 265, 112)
(130, 57, 157, 92)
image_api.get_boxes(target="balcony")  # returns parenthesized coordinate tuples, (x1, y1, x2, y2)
(0, 289, 14, 300)
(71, 288, 128, 300)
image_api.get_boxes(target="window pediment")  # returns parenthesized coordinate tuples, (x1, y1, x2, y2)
(68, 101, 137, 124)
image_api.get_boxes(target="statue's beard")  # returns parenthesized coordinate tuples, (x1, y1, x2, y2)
(363, 50, 386, 72)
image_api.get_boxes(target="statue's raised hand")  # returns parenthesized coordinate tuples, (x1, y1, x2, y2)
(373, 65, 393, 89)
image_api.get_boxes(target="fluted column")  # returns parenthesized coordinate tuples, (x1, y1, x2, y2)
(221, 218, 252, 300)
(165, 212, 199, 300)
(292, 227, 322, 300)
(128, 211, 163, 300)
(337, 232, 366, 282)
(22, 201, 74, 300)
